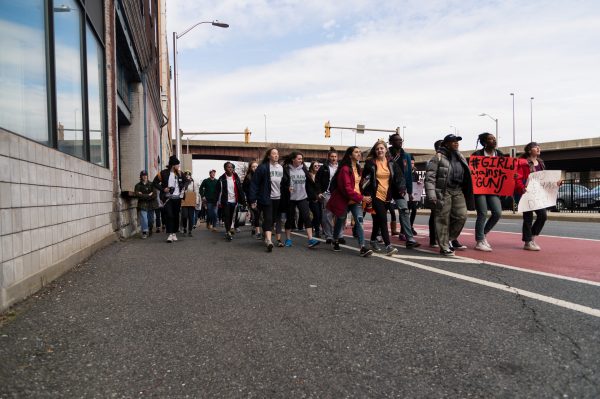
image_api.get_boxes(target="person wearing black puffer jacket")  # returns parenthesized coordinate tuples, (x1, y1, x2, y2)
(361, 140, 407, 256)
(215, 162, 246, 241)
(152, 155, 185, 243)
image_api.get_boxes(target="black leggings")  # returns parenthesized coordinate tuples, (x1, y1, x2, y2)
(285, 199, 312, 230)
(223, 202, 237, 232)
(249, 206, 260, 228)
(258, 199, 281, 233)
(371, 198, 391, 246)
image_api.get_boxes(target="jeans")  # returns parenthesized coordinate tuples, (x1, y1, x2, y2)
(223, 202, 237, 232)
(395, 198, 416, 242)
(474, 194, 502, 241)
(321, 194, 339, 240)
(435, 188, 467, 251)
(138, 209, 154, 233)
(333, 203, 365, 247)
(522, 208, 547, 242)
(206, 202, 218, 227)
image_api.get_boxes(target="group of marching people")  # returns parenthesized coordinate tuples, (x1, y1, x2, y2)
(136, 131, 554, 256)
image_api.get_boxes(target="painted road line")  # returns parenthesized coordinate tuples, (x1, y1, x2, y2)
(385, 254, 479, 263)
(292, 232, 600, 318)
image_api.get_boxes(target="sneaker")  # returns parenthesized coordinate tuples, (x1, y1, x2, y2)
(235, 228, 241, 233)
(326, 239, 332, 245)
(332, 241, 341, 252)
(359, 247, 373, 257)
(141, 233, 148, 239)
(406, 240, 421, 249)
(483, 237, 492, 249)
(430, 243, 439, 248)
(376, 236, 384, 244)
(524, 241, 540, 251)
(308, 238, 320, 248)
(440, 248, 455, 256)
(255, 233, 262, 240)
(230, 229, 236, 236)
(532, 240, 542, 250)
(370, 241, 382, 252)
(167, 234, 173, 243)
(450, 240, 467, 250)
(411, 228, 418, 236)
(475, 241, 492, 252)
(225, 233, 233, 241)
(398, 233, 407, 242)
(338, 237, 346, 245)
(172, 234, 178, 242)
(266, 241, 274, 252)
(385, 245, 398, 256)
(284, 239, 293, 247)
(277, 240, 284, 247)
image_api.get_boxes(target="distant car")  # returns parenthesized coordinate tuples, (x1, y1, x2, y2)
(574, 186, 600, 210)
(554, 183, 590, 211)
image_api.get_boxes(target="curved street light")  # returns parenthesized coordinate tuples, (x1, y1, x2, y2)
(173, 21, 229, 159)
(479, 113, 498, 144)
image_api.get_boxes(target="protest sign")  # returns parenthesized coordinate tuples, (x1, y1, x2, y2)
(469, 156, 518, 196)
(517, 170, 562, 212)
(412, 181, 423, 201)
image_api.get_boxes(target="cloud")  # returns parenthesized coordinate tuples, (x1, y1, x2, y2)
(170, 1, 600, 149)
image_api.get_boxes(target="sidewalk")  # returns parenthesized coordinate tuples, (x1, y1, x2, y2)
(416, 209, 600, 222)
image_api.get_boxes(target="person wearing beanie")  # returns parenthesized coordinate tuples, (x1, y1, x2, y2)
(135, 170, 156, 239)
(153, 155, 185, 243)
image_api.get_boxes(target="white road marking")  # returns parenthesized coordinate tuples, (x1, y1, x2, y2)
(293, 233, 600, 318)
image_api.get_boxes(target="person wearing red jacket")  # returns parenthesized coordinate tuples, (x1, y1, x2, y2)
(327, 146, 373, 257)
(515, 142, 554, 251)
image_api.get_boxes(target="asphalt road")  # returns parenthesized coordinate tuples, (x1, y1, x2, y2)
(1, 225, 599, 398)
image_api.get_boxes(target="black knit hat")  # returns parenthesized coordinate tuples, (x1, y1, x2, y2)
(168, 155, 180, 167)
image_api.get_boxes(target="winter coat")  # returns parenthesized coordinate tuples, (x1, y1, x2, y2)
(327, 164, 364, 217)
(471, 148, 506, 157)
(515, 157, 546, 196)
(424, 148, 475, 211)
(152, 169, 185, 203)
(215, 173, 246, 206)
(360, 158, 406, 201)
(390, 148, 413, 194)
(314, 162, 335, 194)
(249, 163, 286, 206)
(134, 181, 156, 210)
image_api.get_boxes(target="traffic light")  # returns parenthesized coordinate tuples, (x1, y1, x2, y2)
(324, 121, 331, 138)
(244, 127, 251, 143)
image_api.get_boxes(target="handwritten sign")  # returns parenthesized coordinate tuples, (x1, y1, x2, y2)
(517, 170, 561, 212)
(469, 156, 518, 196)
(412, 182, 423, 201)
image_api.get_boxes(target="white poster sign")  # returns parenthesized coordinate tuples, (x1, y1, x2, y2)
(517, 170, 562, 212)
(412, 181, 423, 201)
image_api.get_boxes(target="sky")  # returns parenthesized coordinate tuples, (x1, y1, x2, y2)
(166, 0, 600, 177)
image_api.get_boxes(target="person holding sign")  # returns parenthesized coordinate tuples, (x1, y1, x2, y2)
(425, 134, 475, 256)
(471, 132, 508, 252)
(515, 142, 553, 251)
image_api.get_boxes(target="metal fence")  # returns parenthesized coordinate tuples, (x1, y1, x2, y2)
(552, 178, 600, 213)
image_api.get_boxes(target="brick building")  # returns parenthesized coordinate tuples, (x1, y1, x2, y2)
(0, 0, 171, 311)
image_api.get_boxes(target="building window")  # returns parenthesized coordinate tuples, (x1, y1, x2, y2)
(53, 0, 85, 159)
(86, 25, 106, 166)
(0, 0, 50, 144)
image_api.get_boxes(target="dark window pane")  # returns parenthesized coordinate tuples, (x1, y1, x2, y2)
(86, 25, 106, 166)
(54, 0, 85, 159)
(0, 0, 49, 143)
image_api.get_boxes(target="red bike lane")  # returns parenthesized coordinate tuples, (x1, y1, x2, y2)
(350, 221, 600, 283)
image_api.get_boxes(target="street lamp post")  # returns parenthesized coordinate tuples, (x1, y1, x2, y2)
(530, 97, 534, 142)
(479, 113, 498, 144)
(402, 126, 406, 141)
(173, 20, 229, 159)
(510, 92, 515, 146)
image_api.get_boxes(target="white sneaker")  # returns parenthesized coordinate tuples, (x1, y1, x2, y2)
(172, 234, 178, 242)
(532, 240, 541, 250)
(483, 237, 492, 249)
(167, 234, 173, 243)
(475, 241, 492, 252)
(524, 241, 539, 251)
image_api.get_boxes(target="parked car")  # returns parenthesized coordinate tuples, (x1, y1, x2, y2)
(573, 186, 600, 210)
(554, 183, 590, 211)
